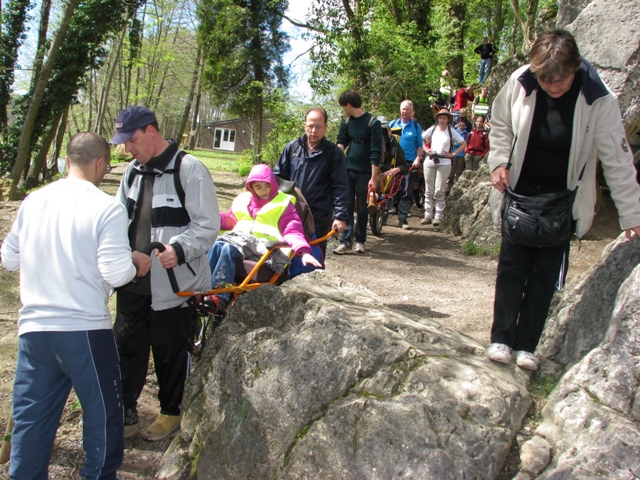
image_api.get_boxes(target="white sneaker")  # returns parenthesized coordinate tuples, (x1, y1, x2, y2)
(487, 343, 512, 364)
(354, 242, 365, 254)
(515, 351, 540, 371)
(432, 217, 442, 227)
(420, 217, 432, 225)
(333, 244, 351, 255)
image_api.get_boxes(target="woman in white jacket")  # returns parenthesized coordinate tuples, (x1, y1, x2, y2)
(486, 30, 640, 371)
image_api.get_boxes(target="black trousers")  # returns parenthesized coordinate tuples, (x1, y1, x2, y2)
(114, 290, 196, 416)
(491, 236, 570, 353)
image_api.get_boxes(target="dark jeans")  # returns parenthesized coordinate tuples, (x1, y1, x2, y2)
(341, 170, 370, 246)
(398, 169, 418, 222)
(446, 156, 465, 194)
(114, 291, 196, 416)
(491, 236, 570, 352)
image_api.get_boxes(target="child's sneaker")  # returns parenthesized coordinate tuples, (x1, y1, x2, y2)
(354, 242, 365, 254)
(515, 351, 540, 371)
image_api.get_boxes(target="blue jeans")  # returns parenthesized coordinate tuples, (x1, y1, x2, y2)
(341, 170, 370, 247)
(479, 58, 492, 84)
(207, 241, 243, 302)
(11, 330, 123, 480)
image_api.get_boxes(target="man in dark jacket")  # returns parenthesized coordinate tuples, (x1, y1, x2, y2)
(275, 107, 348, 254)
(474, 37, 498, 84)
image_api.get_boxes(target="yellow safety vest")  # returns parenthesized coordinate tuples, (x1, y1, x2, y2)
(231, 191, 296, 243)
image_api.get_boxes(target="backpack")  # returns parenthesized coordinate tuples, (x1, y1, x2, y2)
(424, 125, 455, 153)
(344, 114, 386, 156)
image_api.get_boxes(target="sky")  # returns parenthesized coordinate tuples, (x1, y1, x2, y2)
(282, 2, 313, 98)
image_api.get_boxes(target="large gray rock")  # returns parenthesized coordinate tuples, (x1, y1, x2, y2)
(537, 234, 640, 367)
(521, 257, 640, 478)
(566, 0, 640, 137)
(157, 272, 531, 479)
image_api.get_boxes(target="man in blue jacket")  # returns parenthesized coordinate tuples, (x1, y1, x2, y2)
(389, 100, 423, 230)
(275, 107, 348, 254)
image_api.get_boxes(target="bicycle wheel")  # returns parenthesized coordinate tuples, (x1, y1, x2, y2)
(191, 299, 224, 361)
(370, 207, 384, 236)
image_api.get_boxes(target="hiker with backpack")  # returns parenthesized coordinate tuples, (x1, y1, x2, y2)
(420, 109, 467, 227)
(389, 100, 423, 230)
(274, 107, 349, 255)
(334, 90, 383, 254)
(110, 106, 219, 442)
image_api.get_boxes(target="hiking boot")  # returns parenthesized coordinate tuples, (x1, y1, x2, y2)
(515, 351, 540, 371)
(432, 217, 442, 227)
(401, 223, 411, 231)
(143, 414, 180, 441)
(354, 242, 365, 254)
(333, 244, 351, 255)
(124, 408, 139, 439)
(486, 343, 512, 364)
(420, 217, 432, 225)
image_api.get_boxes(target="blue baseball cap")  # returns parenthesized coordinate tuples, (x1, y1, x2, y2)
(109, 106, 157, 144)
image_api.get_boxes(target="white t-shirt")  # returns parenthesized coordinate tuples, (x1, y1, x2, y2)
(1, 178, 137, 335)
(422, 125, 464, 166)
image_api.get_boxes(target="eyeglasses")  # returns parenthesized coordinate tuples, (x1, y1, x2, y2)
(305, 124, 326, 131)
(106, 164, 113, 174)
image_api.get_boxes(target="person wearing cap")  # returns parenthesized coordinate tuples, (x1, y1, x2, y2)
(421, 109, 467, 227)
(274, 107, 349, 255)
(2, 132, 152, 479)
(388, 100, 422, 230)
(110, 106, 220, 441)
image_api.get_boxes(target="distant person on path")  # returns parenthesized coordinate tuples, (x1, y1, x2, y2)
(486, 30, 640, 371)
(275, 107, 348, 254)
(111, 106, 219, 441)
(474, 37, 498, 84)
(421, 109, 467, 227)
(389, 100, 423, 230)
(334, 90, 382, 254)
(453, 85, 475, 124)
(472, 86, 491, 120)
(465, 116, 490, 171)
(446, 117, 470, 195)
(1, 132, 151, 480)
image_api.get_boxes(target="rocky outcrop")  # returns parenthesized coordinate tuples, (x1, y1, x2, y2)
(157, 272, 531, 479)
(566, 0, 640, 137)
(516, 235, 640, 478)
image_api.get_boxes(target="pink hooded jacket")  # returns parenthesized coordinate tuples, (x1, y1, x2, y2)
(221, 164, 311, 256)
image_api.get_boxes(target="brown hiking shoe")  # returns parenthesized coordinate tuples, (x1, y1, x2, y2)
(143, 414, 180, 441)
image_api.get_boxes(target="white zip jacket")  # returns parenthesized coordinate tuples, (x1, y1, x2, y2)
(488, 59, 640, 239)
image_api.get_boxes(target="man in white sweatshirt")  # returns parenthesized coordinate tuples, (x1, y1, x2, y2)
(1, 132, 151, 480)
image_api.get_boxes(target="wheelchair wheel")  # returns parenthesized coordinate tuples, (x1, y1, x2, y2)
(191, 299, 224, 361)
(414, 185, 425, 210)
(369, 207, 384, 236)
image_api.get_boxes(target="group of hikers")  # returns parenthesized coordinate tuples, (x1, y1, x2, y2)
(2, 29, 640, 480)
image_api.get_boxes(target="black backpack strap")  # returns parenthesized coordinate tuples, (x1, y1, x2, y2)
(162, 150, 187, 207)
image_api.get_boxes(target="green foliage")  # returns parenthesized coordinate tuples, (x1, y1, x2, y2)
(461, 240, 501, 258)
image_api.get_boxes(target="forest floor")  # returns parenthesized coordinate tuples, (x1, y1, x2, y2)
(0, 167, 622, 478)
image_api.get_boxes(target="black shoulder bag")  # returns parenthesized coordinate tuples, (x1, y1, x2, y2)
(501, 159, 585, 248)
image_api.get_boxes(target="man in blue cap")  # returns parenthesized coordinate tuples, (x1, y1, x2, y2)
(110, 106, 220, 441)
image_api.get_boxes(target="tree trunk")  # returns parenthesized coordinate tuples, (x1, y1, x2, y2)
(95, 22, 127, 135)
(25, 108, 63, 188)
(188, 57, 204, 151)
(8, 0, 80, 199)
(175, 46, 201, 148)
(30, 0, 52, 92)
(48, 104, 69, 177)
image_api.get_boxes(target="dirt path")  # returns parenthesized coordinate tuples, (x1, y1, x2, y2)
(0, 167, 620, 478)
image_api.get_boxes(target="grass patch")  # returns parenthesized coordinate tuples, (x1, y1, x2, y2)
(184, 149, 251, 175)
(461, 241, 501, 258)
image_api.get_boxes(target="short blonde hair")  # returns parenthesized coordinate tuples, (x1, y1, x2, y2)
(530, 30, 581, 82)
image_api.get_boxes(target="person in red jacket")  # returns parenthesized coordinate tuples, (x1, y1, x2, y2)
(464, 116, 490, 171)
(453, 85, 475, 124)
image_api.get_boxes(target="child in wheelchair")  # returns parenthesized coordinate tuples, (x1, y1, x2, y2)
(206, 164, 322, 312)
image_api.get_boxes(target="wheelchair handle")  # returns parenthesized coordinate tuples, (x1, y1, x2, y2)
(127, 242, 180, 294)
